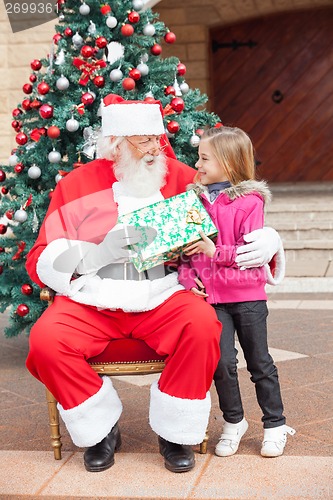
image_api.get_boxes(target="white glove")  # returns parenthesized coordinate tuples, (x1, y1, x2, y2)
(76, 225, 157, 274)
(235, 227, 282, 268)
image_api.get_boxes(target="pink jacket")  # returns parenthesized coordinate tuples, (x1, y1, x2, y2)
(178, 180, 272, 304)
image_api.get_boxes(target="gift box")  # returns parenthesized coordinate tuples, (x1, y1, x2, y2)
(117, 189, 218, 272)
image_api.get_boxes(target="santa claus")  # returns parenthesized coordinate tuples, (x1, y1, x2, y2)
(25, 94, 283, 473)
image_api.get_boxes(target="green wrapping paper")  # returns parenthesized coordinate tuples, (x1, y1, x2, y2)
(117, 189, 218, 272)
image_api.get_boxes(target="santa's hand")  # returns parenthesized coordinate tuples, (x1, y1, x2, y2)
(235, 227, 281, 268)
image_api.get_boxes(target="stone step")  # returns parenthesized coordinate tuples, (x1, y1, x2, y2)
(266, 209, 332, 223)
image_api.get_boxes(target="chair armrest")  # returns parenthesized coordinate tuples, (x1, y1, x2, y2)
(40, 287, 55, 303)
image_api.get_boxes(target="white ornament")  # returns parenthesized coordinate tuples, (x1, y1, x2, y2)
(79, 3, 90, 15)
(14, 209, 27, 223)
(180, 82, 190, 94)
(107, 42, 125, 65)
(56, 76, 69, 90)
(136, 63, 149, 76)
(27, 165, 41, 179)
(132, 0, 144, 10)
(166, 130, 174, 139)
(58, 13, 65, 22)
(143, 23, 155, 36)
(190, 134, 201, 147)
(173, 77, 182, 96)
(141, 53, 149, 63)
(106, 16, 118, 29)
(8, 154, 19, 166)
(110, 68, 123, 82)
(55, 49, 66, 66)
(55, 173, 63, 183)
(72, 32, 84, 47)
(88, 20, 96, 34)
(66, 118, 80, 132)
(48, 150, 61, 163)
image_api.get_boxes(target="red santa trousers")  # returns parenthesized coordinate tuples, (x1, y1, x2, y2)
(26, 290, 221, 447)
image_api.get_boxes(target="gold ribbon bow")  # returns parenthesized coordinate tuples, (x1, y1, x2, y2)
(186, 207, 205, 224)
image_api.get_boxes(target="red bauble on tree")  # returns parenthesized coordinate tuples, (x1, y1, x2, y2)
(177, 62, 186, 75)
(16, 304, 30, 317)
(0, 224, 8, 235)
(151, 44, 162, 56)
(122, 77, 135, 91)
(81, 45, 94, 58)
(1, 187, 8, 194)
(96, 36, 108, 48)
(23, 83, 33, 94)
(21, 284, 33, 295)
(0, 170, 6, 182)
(16, 133, 28, 145)
(64, 27, 73, 37)
(30, 99, 42, 110)
(170, 97, 185, 113)
(30, 59, 42, 71)
(144, 96, 155, 103)
(167, 120, 180, 134)
(53, 33, 62, 44)
(37, 82, 50, 95)
(164, 85, 176, 96)
(93, 76, 105, 88)
(14, 162, 25, 173)
(29, 74, 37, 83)
(129, 68, 141, 81)
(39, 104, 54, 119)
(5, 209, 14, 220)
(81, 92, 95, 105)
(121, 24, 134, 36)
(164, 31, 176, 44)
(100, 4, 111, 15)
(128, 11, 140, 23)
(21, 99, 31, 111)
(12, 108, 22, 117)
(47, 125, 61, 139)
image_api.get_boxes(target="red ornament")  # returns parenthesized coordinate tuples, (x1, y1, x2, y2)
(0, 224, 7, 234)
(100, 4, 111, 15)
(12, 108, 22, 117)
(81, 92, 95, 105)
(144, 96, 156, 104)
(121, 24, 134, 36)
(164, 85, 176, 96)
(96, 36, 108, 48)
(0, 247, 4, 253)
(164, 31, 176, 44)
(30, 99, 42, 110)
(177, 62, 186, 75)
(16, 304, 30, 317)
(128, 11, 140, 23)
(14, 162, 24, 173)
(170, 97, 185, 113)
(93, 76, 105, 88)
(21, 284, 33, 295)
(30, 59, 42, 71)
(1, 187, 8, 195)
(129, 68, 141, 81)
(0, 265, 3, 275)
(122, 77, 135, 91)
(81, 45, 94, 58)
(64, 27, 73, 37)
(0, 170, 6, 182)
(47, 126, 61, 139)
(151, 44, 162, 56)
(214, 122, 223, 128)
(12, 120, 19, 129)
(21, 99, 31, 111)
(196, 128, 204, 136)
(5, 210, 14, 220)
(37, 82, 50, 95)
(23, 83, 33, 94)
(167, 120, 180, 134)
(39, 104, 54, 119)
(53, 33, 62, 44)
(29, 74, 37, 83)
(15, 133, 28, 145)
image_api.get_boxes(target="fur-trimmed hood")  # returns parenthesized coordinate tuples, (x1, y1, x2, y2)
(188, 179, 272, 205)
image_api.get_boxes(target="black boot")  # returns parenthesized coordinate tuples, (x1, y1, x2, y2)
(158, 436, 195, 473)
(84, 423, 121, 472)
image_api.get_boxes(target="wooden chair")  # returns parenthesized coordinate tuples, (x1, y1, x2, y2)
(40, 288, 208, 459)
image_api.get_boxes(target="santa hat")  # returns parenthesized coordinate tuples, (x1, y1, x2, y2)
(101, 93, 165, 137)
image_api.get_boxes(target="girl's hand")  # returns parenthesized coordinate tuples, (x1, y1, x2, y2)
(190, 287, 209, 298)
(184, 230, 216, 258)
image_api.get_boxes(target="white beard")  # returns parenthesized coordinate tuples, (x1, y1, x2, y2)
(114, 143, 167, 198)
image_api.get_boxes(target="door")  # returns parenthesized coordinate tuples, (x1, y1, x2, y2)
(210, 9, 333, 182)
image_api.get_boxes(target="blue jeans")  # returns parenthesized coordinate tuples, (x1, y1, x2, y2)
(213, 300, 286, 429)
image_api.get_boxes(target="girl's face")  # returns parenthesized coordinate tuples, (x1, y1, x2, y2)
(195, 139, 228, 185)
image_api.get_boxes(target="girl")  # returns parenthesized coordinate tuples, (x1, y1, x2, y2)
(178, 126, 295, 458)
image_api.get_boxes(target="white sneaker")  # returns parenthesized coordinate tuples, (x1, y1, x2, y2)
(215, 418, 249, 457)
(261, 425, 296, 457)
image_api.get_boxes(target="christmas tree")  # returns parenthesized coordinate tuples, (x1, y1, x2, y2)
(0, 0, 221, 338)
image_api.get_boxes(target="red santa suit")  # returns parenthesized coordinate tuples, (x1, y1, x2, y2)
(26, 156, 222, 448)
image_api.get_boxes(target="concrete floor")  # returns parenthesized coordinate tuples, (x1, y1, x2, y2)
(0, 294, 332, 499)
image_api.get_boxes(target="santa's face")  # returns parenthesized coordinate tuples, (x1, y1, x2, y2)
(125, 135, 163, 166)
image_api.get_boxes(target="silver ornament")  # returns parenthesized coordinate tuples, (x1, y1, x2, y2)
(106, 16, 118, 29)
(55, 173, 63, 183)
(190, 135, 201, 147)
(143, 23, 155, 36)
(180, 82, 190, 94)
(132, 0, 144, 10)
(66, 118, 80, 132)
(48, 150, 62, 163)
(136, 63, 149, 76)
(79, 3, 90, 15)
(166, 130, 175, 139)
(56, 76, 69, 90)
(8, 154, 19, 166)
(27, 165, 41, 179)
(141, 53, 149, 63)
(14, 209, 28, 223)
(72, 32, 84, 47)
(110, 68, 123, 82)
(88, 20, 96, 34)
(58, 13, 65, 22)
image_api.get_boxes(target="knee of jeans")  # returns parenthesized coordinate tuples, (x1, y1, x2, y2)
(215, 357, 238, 379)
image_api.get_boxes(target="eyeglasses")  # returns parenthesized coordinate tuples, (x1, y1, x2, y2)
(126, 137, 166, 155)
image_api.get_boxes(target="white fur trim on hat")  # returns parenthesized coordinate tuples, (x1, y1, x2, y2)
(57, 376, 123, 447)
(149, 380, 211, 445)
(102, 102, 165, 137)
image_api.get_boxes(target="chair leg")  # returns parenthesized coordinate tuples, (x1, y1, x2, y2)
(199, 431, 209, 454)
(45, 388, 62, 460)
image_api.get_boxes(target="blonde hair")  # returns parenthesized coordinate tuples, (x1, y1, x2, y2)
(194, 126, 256, 185)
